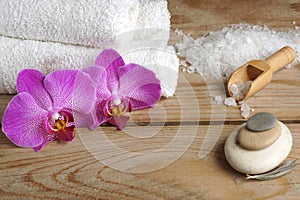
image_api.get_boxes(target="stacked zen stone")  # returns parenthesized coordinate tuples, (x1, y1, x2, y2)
(224, 112, 293, 175)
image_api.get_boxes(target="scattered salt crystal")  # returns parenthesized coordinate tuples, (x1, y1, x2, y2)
(214, 96, 223, 102)
(292, 21, 296, 25)
(214, 96, 223, 104)
(241, 109, 250, 119)
(175, 28, 184, 36)
(238, 100, 244, 105)
(251, 108, 255, 112)
(224, 97, 237, 107)
(187, 66, 195, 74)
(240, 102, 250, 118)
(180, 60, 188, 67)
(240, 102, 249, 112)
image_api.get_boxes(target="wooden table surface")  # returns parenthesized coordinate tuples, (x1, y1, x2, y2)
(1, 1, 300, 199)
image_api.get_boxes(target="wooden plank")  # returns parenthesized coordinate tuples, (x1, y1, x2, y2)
(0, 124, 300, 199)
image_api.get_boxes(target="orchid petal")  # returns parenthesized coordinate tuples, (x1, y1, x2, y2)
(82, 66, 111, 102)
(118, 64, 161, 110)
(95, 49, 125, 92)
(16, 69, 52, 110)
(32, 137, 55, 152)
(2, 92, 51, 149)
(95, 48, 125, 69)
(73, 108, 99, 129)
(56, 126, 75, 142)
(72, 70, 97, 113)
(44, 70, 77, 110)
(44, 70, 79, 110)
(96, 100, 111, 125)
(108, 115, 130, 130)
(81, 67, 112, 128)
(126, 84, 161, 110)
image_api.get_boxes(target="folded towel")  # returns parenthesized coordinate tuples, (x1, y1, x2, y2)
(0, 0, 140, 47)
(0, 0, 178, 97)
(0, 36, 178, 97)
(0, 0, 171, 47)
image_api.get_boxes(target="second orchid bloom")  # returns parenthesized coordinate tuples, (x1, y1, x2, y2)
(82, 49, 162, 130)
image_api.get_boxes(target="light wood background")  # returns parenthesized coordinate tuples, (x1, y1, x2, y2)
(1, 0, 300, 199)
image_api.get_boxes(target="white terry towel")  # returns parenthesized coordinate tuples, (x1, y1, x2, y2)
(0, 0, 140, 47)
(0, 36, 179, 98)
(0, 0, 179, 97)
(0, 0, 171, 47)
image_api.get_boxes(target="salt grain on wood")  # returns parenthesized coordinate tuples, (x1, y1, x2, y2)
(214, 96, 223, 104)
(224, 97, 237, 107)
(240, 102, 250, 118)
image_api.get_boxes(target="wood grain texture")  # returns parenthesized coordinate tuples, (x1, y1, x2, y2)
(1, 0, 300, 199)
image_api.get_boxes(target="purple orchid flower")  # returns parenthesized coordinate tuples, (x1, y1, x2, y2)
(2, 69, 96, 151)
(83, 48, 161, 130)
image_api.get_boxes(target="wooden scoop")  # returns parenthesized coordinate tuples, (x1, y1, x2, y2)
(227, 46, 296, 101)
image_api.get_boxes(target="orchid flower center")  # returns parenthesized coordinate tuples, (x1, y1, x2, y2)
(106, 97, 130, 117)
(47, 111, 74, 133)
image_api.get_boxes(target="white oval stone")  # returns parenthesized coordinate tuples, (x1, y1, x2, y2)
(224, 121, 292, 174)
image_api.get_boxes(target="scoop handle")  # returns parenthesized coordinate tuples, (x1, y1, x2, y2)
(265, 46, 296, 73)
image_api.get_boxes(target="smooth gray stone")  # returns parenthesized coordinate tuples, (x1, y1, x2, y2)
(246, 112, 277, 132)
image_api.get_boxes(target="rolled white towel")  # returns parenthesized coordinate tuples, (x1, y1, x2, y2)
(0, 36, 178, 97)
(0, 0, 171, 48)
(0, 0, 140, 47)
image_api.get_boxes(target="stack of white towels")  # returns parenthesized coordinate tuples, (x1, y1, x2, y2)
(0, 0, 179, 97)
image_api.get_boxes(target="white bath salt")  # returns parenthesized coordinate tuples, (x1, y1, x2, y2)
(238, 100, 244, 105)
(175, 28, 184, 36)
(240, 102, 249, 111)
(241, 109, 250, 119)
(180, 60, 188, 67)
(214, 95, 223, 104)
(230, 81, 252, 100)
(224, 97, 237, 107)
(175, 24, 300, 79)
(240, 102, 250, 118)
(251, 108, 255, 112)
(229, 83, 239, 96)
(186, 66, 195, 74)
(284, 63, 292, 69)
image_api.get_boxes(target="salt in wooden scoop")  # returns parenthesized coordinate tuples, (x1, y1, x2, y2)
(227, 46, 296, 101)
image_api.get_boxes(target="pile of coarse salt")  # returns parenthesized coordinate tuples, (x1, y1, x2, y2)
(175, 24, 300, 118)
(176, 24, 300, 78)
